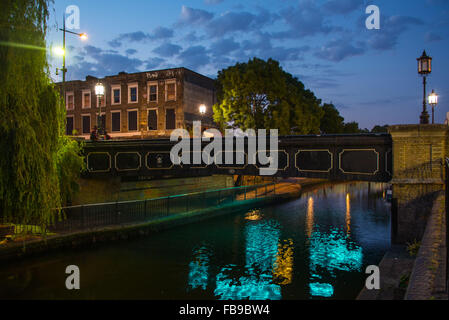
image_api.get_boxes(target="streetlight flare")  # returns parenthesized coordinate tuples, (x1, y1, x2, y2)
(199, 104, 206, 114)
(53, 46, 65, 56)
(79, 33, 88, 41)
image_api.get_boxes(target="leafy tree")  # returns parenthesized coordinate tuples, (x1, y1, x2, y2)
(0, 0, 84, 229)
(213, 58, 323, 135)
(371, 124, 389, 133)
(343, 121, 361, 134)
(319, 103, 345, 134)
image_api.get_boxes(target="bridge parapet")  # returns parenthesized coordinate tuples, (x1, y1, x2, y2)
(389, 124, 449, 243)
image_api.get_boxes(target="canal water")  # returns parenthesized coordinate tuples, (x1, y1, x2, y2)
(0, 182, 391, 300)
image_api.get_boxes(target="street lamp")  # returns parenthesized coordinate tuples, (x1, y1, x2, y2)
(57, 14, 88, 98)
(428, 89, 438, 124)
(95, 82, 105, 135)
(417, 50, 432, 124)
(199, 104, 207, 115)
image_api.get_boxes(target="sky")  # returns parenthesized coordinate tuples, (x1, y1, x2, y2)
(45, 0, 449, 129)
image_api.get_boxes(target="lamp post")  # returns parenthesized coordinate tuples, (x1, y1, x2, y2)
(199, 104, 207, 137)
(428, 89, 438, 124)
(95, 82, 105, 135)
(57, 14, 87, 98)
(417, 50, 432, 124)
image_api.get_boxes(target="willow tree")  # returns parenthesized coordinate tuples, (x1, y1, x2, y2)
(0, 0, 84, 229)
(213, 58, 323, 135)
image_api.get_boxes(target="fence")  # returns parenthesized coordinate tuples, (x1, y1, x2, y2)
(445, 157, 449, 296)
(46, 182, 277, 233)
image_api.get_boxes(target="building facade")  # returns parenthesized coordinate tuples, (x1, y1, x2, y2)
(60, 67, 216, 139)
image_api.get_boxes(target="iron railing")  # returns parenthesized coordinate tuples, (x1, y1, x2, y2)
(45, 182, 277, 233)
(445, 157, 449, 296)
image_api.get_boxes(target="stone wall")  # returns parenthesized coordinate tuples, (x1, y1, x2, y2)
(71, 175, 235, 205)
(389, 124, 448, 243)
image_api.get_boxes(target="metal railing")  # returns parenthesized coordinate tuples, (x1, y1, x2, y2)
(46, 182, 277, 233)
(445, 157, 449, 296)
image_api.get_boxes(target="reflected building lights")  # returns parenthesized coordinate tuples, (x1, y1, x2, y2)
(346, 193, 351, 235)
(306, 197, 314, 238)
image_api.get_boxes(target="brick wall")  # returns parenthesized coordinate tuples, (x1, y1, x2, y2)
(58, 68, 216, 139)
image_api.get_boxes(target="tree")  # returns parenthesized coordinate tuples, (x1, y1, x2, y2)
(371, 124, 389, 133)
(343, 121, 361, 134)
(319, 103, 345, 134)
(213, 58, 323, 135)
(0, 0, 84, 229)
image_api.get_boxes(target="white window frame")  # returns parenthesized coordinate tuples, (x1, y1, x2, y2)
(66, 114, 75, 135)
(147, 108, 158, 131)
(81, 113, 91, 135)
(147, 81, 158, 103)
(110, 110, 121, 133)
(111, 84, 121, 105)
(165, 79, 176, 102)
(127, 108, 139, 132)
(128, 83, 138, 104)
(66, 91, 74, 110)
(82, 89, 91, 109)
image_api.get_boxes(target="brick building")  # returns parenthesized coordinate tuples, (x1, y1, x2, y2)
(59, 67, 216, 139)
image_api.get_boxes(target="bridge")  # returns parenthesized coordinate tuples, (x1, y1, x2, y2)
(83, 133, 392, 182)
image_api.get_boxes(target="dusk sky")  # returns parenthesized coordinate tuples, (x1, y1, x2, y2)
(46, 0, 449, 129)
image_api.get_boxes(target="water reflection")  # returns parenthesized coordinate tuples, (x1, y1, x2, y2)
(186, 182, 387, 300)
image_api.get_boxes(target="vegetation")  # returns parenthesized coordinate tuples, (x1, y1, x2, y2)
(213, 58, 387, 135)
(0, 0, 84, 230)
(406, 240, 421, 257)
(213, 58, 323, 135)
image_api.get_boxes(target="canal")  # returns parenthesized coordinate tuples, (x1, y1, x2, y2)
(0, 182, 391, 300)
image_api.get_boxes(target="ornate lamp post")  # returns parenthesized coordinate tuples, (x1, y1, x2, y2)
(417, 50, 432, 124)
(95, 83, 105, 135)
(199, 104, 207, 137)
(428, 89, 438, 124)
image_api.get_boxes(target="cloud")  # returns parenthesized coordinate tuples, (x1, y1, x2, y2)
(68, 45, 144, 79)
(205, 0, 223, 4)
(425, 32, 443, 42)
(108, 27, 174, 48)
(145, 57, 165, 70)
(209, 38, 240, 56)
(125, 49, 137, 55)
(323, 0, 364, 14)
(205, 8, 276, 38)
(153, 43, 182, 57)
(367, 15, 425, 50)
(315, 39, 365, 62)
(178, 6, 214, 26)
(178, 45, 210, 70)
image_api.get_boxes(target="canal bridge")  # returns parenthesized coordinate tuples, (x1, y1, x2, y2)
(83, 133, 392, 182)
(80, 124, 448, 245)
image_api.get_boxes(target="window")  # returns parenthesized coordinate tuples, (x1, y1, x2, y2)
(66, 92, 74, 110)
(165, 108, 175, 130)
(97, 95, 106, 107)
(128, 83, 138, 103)
(166, 81, 176, 101)
(82, 90, 91, 108)
(148, 82, 158, 102)
(111, 111, 121, 132)
(82, 115, 91, 134)
(148, 109, 157, 130)
(128, 110, 138, 131)
(66, 116, 74, 135)
(111, 85, 121, 105)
